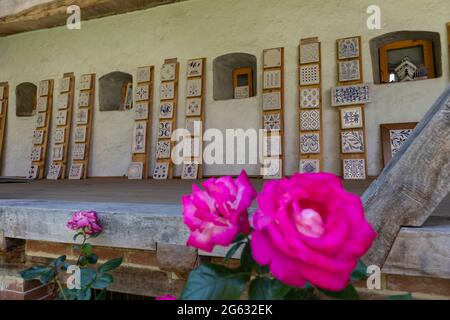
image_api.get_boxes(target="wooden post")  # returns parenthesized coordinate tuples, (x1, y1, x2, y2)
(362, 85, 450, 267)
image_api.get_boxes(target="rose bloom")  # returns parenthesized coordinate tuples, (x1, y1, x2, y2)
(182, 171, 257, 252)
(251, 173, 377, 292)
(155, 295, 177, 301)
(67, 210, 103, 235)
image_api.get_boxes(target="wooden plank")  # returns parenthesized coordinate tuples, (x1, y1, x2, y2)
(362, 85, 450, 267)
(0, 83, 9, 175)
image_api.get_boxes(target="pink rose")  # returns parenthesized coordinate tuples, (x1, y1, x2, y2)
(251, 173, 377, 292)
(67, 210, 103, 235)
(156, 295, 177, 301)
(182, 171, 257, 252)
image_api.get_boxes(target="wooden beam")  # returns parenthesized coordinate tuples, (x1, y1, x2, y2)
(362, 85, 450, 267)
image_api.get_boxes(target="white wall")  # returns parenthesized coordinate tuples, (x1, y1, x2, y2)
(0, 0, 449, 177)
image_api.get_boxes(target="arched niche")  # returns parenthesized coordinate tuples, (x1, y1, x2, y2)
(15, 82, 37, 117)
(99, 71, 133, 111)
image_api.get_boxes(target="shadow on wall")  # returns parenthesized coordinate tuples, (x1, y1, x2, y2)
(99, 71, 133, 111)
(15, 82, 36, 117)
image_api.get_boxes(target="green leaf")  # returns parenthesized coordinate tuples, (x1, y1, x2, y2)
(80, 268, 97, 287)
(76, 288, 92, 301)
(285, 288, 319, 300)
(98, 258, 123, 274)
(40, 268, 56, 284)
(319, 284, 360, 300)
(52, 256, 67, 272)
(81, 243, 93, 256)
(224, 241, 245, 262)
(89, 233, 101, 239)
(95, 289, 108, 300)
(87, 253, 99, 264)
(233, 233, 247, 244)
(239, 241, 257, 272)
(351, 261, 368, 281)
(180, 264, 250, 300)
(20, 266, 49, 280)
(79, 256, 89, 267)
(91, 274, 113, 290)
(388, 293, 414, 300)
(248, 277, 291, 300)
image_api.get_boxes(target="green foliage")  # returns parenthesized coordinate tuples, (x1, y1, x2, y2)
(387, 293, 414, 300)
(249, 277, 291, 300)
(351, 261, 368, 281)
(319, 284, 360, 300)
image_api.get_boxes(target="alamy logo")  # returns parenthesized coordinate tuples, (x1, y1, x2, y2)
(367, 5, 382, 30)
(67, 5, 81, 30)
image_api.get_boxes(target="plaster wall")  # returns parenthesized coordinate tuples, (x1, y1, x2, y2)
(0, 0, 449, 177)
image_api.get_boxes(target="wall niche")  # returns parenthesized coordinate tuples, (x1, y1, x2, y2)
(213, 53, 257, 101)
(370, 31, 442, 84)
(15, 82, 37, 117)
(99, 71, 133, 111)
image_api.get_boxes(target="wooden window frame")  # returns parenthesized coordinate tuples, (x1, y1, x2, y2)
(379, 39, 435, 83)
(232, 67, 253, 98)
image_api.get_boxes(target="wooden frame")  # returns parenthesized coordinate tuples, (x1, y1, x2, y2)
(335, 36, 368, 180)
(379, 39, 435, 83)
(49, 73, 75, 179)
(380, 122, 418, 167)
(69, 74, 96, 180)
(261, 47, 284, 179)
(298, 37, 323, 174)
(0, 83, 9, 175)
(153, 59, 179, 180)
(182, 57, 206, 180)
(31, 79, 54, 179)
(129, 66, 154, 179)
(232, 67, 253, 99)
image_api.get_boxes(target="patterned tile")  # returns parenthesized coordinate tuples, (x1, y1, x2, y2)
(127, 162, 143, 180)
(135, 84, 149, 101)
(331, 84, 371, 107)
(156, 141, 171, 159)
(183, 138, 202, 158)
(300, 42, 320, 64)
(263, 70, 281, 89)
(158, 121, 173, 139)
(57, 93, 69, 110)
(137, 67, 151, 83)
(300, 133, 320, 155)
(75, 109, 88, 125)
(300, 110, 320, 131)
(159, 101, 174, 119)
(38, 80, 49, 97)
(338, 37, 360, 60)
(300, 64, 320, 86)
(46, 164, 62, 180)
(52, 145, 64, 161)
(72, 143, 85, 161)
(186, 118, 202, 136)
(234, 86, 249, 99)
(390, 129, 414, 156)
(74, 126, 87, 143)
(32, 130, 44, 145)
(263, 48, 282, 68)
(27, 165, 39, 180)
(340, 107, 363, 129)
(186, 78, 202, 97)
(79, 75, 92, 91)
(299, 159, 320, 173)
(342, 130, 365, 154)
(135, 102, 149, 121)
(160, 82, 175, 100)
(161, 63, 177, 82)
(153, 162, 169, 180)
(338, 59, 361, 82)
(37, 97, 48, 112)
(36, 113, 46, 128)
(186, 98, 202, 116)
(59, 78, 71, 94)
(343, 159, 366, 180)
(263, 113, 281, 132)
(187, 59, 203, 78)
(300, 87, 320, 109)
(78, 91, 90, 108)
(263, 134, 282, 157)
(263, 92, 281, 111)
(30, 146, 42, 162)
(262, 158, 282, 179)
(182, 163, 199, 180)
(53, 128, 66, 144)
(132, 122, 147, 154)
(69, 164, 84, 180)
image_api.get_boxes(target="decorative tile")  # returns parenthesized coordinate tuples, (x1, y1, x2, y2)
(52, 145, 64, 161)
(234, 86, 249, 99)
(72, 143, 85, 160)
(182, 163, 199, 180)
(390, 129, 414, 156)
(78, 91, 90, 107)
(340, 106, 363, 129)
(74, 126, 87, 143)
(300, 133, 320, 155)
(79, 75, 92, 91)
(156, 141, 171, 159)
(262, 158, 282, 179)
(38, 80, 49, 96)
(186, 118, 202, 136)
(137, 67, 151, 83)
(135, 84, 149, 101)
(300, 42, 320, 64)
(263, 113, 281, 132)
(263, 134, 282, 157)
(127, 162, 144, 180)
(53, 128, 66, 144)
(134, 102, 149, 121)
(343, 159, 366, 180)
(263, 48, 282, 68)
(132, 122, 147, 154)
(27, 165, 39, 180)
(59, 77, 71, 93)
(158, 121, 173, 139)
(338, 59, 361, 82)
(159, 101, 174, 119)
(187, 59, 203, 78)
(300, 64, 320, 86)
(183, 138, 202, 158)
(160, 82, 175, 100)
(186, 98, 202, 116)
(342, 130, 365, 154)
(186, 78, 202, 97)
(30, 146, 42, 162)
(37, 97, 48, 112)
(75, 109, 88, 125)
(56, 110, 68, 126)
(331, 84, 371, 107)
(263, 70, 281, 89)
(47, 164, 62, 180)
(32, 130, 44, 145)
(263, 92, 281, 111)
(300, 110, 320, 131)
(299, 159, 320, 173)
(69, 164, 84, 180)
(36, 113, 46, 128)
(153, 162, 169, 180)
(161, 63, 177, 81)
(338, 37, 360, 60)
(57, 93, 69, 110)
(300, 87, 320, 109)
